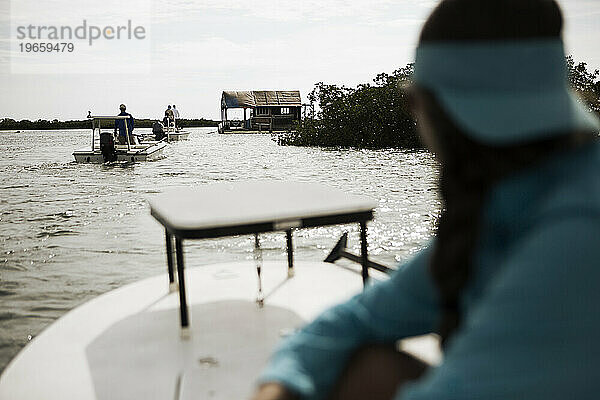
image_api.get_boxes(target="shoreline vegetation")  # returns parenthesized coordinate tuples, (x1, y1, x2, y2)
(2, 57, 598, 149)
(0, 118, 218, 131)
(279, 56, 600, 149)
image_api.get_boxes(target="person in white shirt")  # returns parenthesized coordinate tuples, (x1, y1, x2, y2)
(172, 105, 181, 130)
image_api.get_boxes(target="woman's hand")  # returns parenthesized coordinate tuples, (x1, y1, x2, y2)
(250, 383, 298, 400)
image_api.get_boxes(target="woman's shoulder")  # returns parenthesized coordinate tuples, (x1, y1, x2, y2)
(494, 144, 600, 272)
(487, 142, 600, 233)
(535, 142, 600, 219)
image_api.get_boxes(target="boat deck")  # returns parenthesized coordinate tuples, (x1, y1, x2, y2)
(0, 261, 440, 400)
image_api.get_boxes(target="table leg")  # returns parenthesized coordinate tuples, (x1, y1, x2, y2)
(165, 230, 177, 292)
(286, 229, 294, 277)
(175, 237, 190, 335)
(359, 221, 369, 287)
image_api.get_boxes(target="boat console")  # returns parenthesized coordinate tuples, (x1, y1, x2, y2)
(149, 181, 380, 334)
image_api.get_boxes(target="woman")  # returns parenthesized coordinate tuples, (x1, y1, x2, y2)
(252, 0, 600, 399)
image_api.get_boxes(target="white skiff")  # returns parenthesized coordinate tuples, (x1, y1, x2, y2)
(73, 115, 167, 163)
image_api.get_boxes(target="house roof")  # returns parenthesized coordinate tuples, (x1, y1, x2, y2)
(222, 91, 301, 108)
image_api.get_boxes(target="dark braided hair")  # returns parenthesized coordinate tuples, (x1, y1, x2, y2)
(417, 0, 595, 346)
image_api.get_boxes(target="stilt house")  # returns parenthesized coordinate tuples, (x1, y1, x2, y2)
(219, 90, 302, 133)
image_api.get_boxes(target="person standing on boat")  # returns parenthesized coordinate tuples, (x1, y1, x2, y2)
(252, 1, 600, 400)
(172, 105, 180, 129)
(114, 104, 135, 145)
(164, 105, 174, 128)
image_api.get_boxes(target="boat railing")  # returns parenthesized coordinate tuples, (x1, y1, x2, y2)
(165, 117, 181, 133)
(89, 115, 133, 152)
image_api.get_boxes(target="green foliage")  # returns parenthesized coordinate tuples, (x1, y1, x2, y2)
(282, 57, 600, 150)
(0, 118, 219, 131)
(566, 56, 600, 114)
(279, 64, 420, 149)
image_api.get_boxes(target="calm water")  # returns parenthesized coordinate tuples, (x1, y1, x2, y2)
(0, 128, 439, 372)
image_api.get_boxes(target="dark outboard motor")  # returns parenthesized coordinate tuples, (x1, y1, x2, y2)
(100, 131, 117, 162)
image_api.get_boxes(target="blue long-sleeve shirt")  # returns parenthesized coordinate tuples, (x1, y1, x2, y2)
(259, 142, 600, 399)
(115, 111, 134, 137)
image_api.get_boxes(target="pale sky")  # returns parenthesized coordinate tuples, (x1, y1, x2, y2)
(0, 0, 599, 121)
